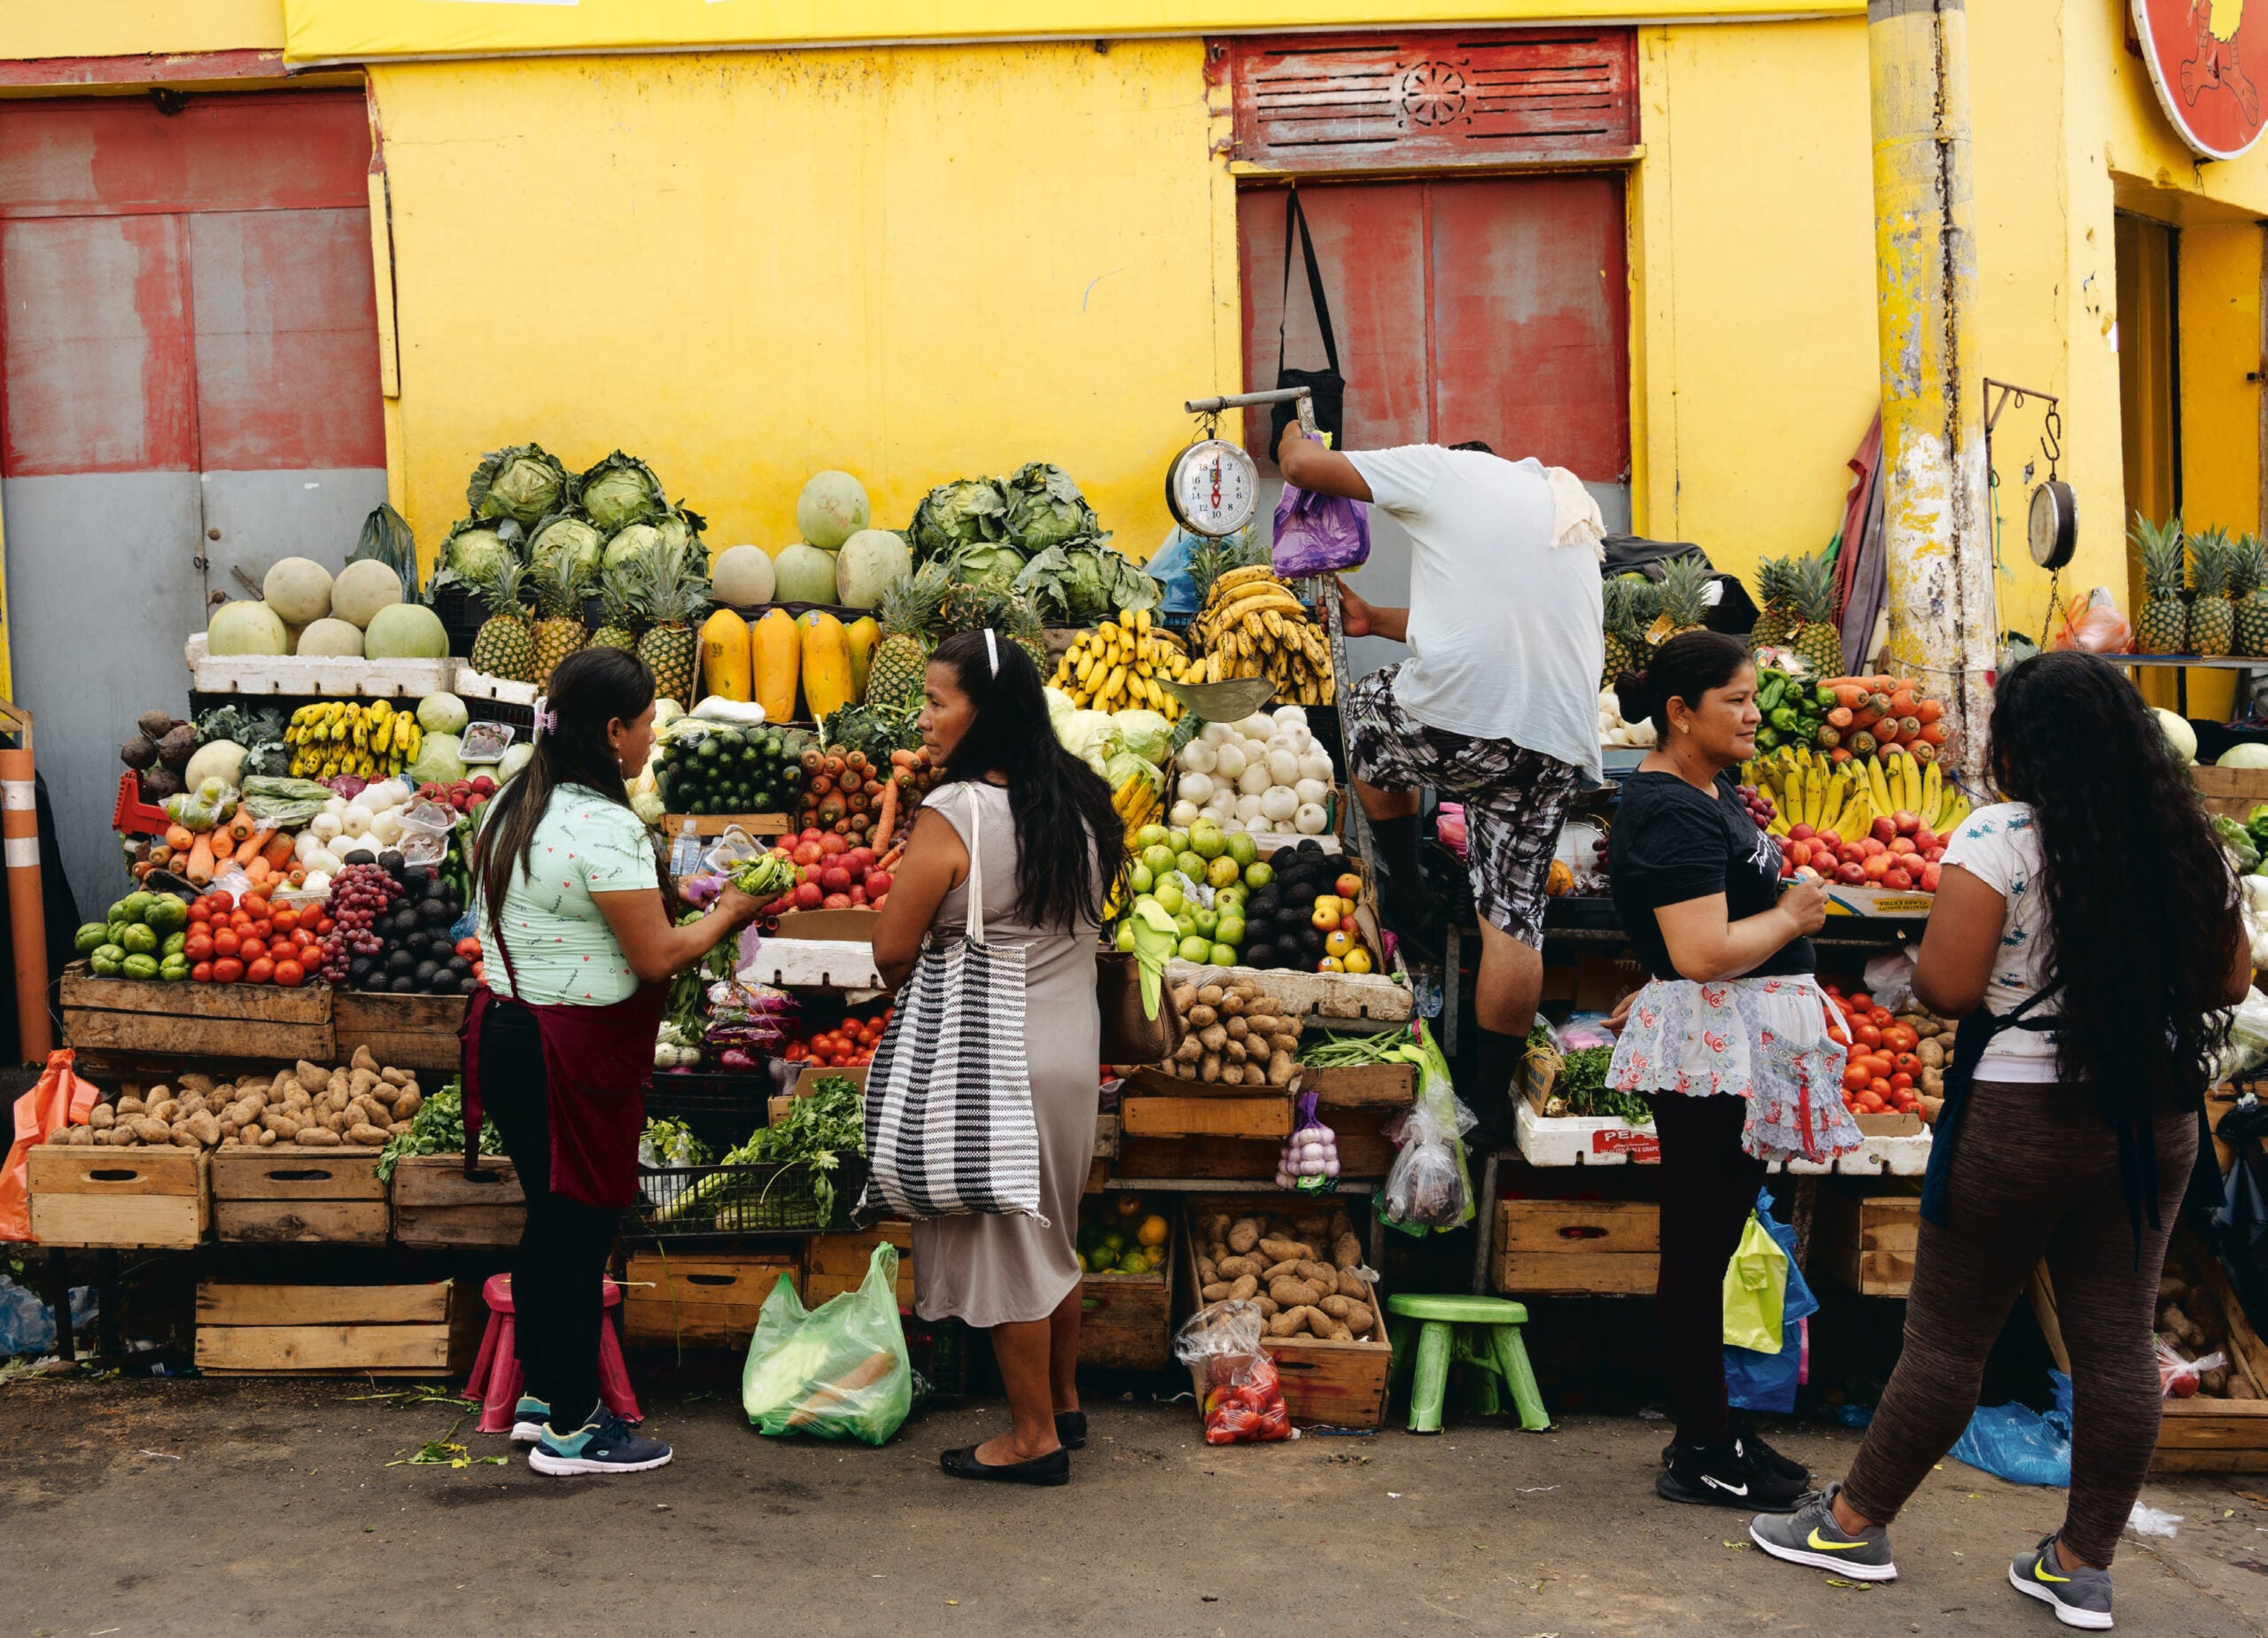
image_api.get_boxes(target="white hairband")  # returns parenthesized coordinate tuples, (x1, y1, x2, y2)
(983, 629, 999, 676)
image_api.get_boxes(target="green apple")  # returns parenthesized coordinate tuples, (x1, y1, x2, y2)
(1176, 851, 1205, 881)
(1177, 934, 1214, 962)
(1174, 912, 1197, 938)
(1129, 863, 1154, 895)
(1141, 843, 1177, 878)
(1244, 861, 1275, 890)
(1190, 821, 1227, 860)
(1115, 920, 1137, 952)
(1153, 880, 1184, 915)
(1192, 906, 1219, 938)
(1135, 824, 1170, 850)
(1216, 913, 1246, 946)
(1208, 943, 1239, 967)
(1226, 831, 1260, 868)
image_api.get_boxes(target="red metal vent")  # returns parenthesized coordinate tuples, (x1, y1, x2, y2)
(1220, 30, 1639, 172)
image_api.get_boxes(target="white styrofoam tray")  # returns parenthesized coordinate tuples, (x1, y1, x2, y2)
(1513, 1100, 1931, 1174)
(453, 667, 541, 708)
(743, 937, 883, 991)
(186, 633, 457, 698)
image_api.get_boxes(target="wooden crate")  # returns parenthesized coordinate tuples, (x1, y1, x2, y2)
(622, 1252, 797, 1349)
(1119, 1106, 1395, 1181)
(27, 1145, 209, 1248)
(330, 991, 466, 1075)
(1814, 1183, 1921, 1298)
(211, 1146, 387, 1245)
(194, 1280, 479, 1377)
(1295, 1061, 1417, 1108)
(803, 1222, 914, 1307)
(59, 962, 332, 1062)
(2152, 1246, 2268, 1473)
(1492, 1199, 1660, 1296)
(1120, 1092, 1292, 1138)
(1174, 1194, 1391, 1427)
(390, 1154, 525, 1248)
(2192, 764, 2268, 819)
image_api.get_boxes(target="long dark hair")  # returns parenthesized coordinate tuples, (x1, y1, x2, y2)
(1990, 650, 2238, 1116)
(928, 630, 1123, 930)
(472, 647, 662, 949)
(1616, 629, 1753, 740)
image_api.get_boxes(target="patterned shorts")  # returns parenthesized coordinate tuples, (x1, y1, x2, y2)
(1343, 665, 1580, 948)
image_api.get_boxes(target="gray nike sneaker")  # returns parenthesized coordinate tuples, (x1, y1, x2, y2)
(2009, 1533, 2113, 1630)
(1749, 1481, 1898, 1580)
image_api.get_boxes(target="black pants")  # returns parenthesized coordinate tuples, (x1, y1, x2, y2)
(1644, 1091, 1766, 1448)
(478, 1001, 619, 1428)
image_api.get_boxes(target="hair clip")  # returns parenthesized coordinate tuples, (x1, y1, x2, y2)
(533, 704, 556, 736)
(983, 629, 999, 677)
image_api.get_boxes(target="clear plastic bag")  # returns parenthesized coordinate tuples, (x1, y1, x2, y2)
(162, 778, 237, 833)
(741, 1242, 912, 1445)
(2050, 586, 2133, 655)
(1379, 1021, 1478, 1234)
(2156, 1336, 2227, 1399)
(1174, 1300, 1296, 1444)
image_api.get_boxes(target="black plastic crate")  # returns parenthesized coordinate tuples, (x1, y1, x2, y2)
(430, 580, 488, 659)
(645, 1068, 780, 1154)
(627, 1153, 866, 1240)
(904, 1313, 969, 1409)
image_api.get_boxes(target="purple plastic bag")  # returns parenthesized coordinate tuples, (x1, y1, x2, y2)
(1272, 483, 1371, 575)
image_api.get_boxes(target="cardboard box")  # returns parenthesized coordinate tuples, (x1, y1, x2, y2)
(770, 907, 880, 942)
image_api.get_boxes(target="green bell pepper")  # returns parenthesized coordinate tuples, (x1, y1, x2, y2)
(74, 922, 111, 955)
(1758, 674, 1788, 713)
(1817, 685, 1839, 710)
(89, 945, 126, 977)
(120, 922, 159, 956)
(1769, 706, 1801, 734)
(1755, 726, 1783, 752)
(121, 952, 160, 981)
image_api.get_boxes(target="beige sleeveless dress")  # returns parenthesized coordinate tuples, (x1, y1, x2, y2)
(910, 782, 1101, 1329)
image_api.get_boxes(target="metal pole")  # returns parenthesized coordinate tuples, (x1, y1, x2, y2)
(0, 701, 50, 1058)
(1868, 0, 1996, 788)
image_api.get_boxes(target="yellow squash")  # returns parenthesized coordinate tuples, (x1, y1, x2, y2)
(844, 615, 879, 703)
(699, 609, 753, 703)
(753, 608, 800, 725)
(797, 609, 854, 721)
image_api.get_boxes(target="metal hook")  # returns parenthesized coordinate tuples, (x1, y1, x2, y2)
(2040, 408, 2063, 480)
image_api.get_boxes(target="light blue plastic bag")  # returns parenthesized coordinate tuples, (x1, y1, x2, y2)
(1949, 1370, 2074, 1487)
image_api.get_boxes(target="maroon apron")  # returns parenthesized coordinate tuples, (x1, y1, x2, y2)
(457, 927, 666, 1210)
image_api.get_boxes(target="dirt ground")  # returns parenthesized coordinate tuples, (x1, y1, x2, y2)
(4, 1379, 2265, 1637)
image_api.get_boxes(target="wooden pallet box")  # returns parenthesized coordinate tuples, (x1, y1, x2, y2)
(212, 1146, 387, 1244)
(1493, 1199, 1660, 1296)
(2151, 1250, 2268, 1473)
(27, 1145, 209, 1248)
(194, 1280, 479, 1376)
(330, 992, 467, 1075)
(1294, 1061, 1418, 1108)
(1080, 1268, 1176, 1370)
(1814, 1184, 1920, 1298)
(802, 1222, 915, 1308)
(60, 962, 333, 1062)
(390, 1154, 525, 1248)
(621, 1252, 798, 1349)
(1119, 1091, 1292, 1139)
(1119, 1106, 1395, 1181)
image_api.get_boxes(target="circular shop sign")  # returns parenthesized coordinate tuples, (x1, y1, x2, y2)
(2132, 0, 2267, 160)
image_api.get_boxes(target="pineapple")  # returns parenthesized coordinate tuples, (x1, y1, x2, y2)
(866, 564, 946, 711)
(466, 558, 535, 684)
(1651, 554, 1715, 641)
(587, 562, 644, 653)
(1601, 574, 1651, 690)
(635, 539, 705, 708)
(2236, 534, 2268, 658)
(530, 553, 593, 687)
(2132, 512, 2188, 656)
(2190, 526, 2234, 658)
(1785, 552, 1845, 679)
(1747, 556, 1794, 651)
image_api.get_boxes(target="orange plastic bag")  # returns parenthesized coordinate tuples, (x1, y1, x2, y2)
(2050, 587, 2133, 655)
(1, 1049, 99, 1242)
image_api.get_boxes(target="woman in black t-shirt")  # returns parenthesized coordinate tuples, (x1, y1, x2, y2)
(1604, 632, 1860, 1513)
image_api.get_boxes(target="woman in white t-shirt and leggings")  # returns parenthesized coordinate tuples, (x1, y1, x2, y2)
(1752, 652, 2249, 1630)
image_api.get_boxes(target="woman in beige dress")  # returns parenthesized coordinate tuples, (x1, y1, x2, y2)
(873, 629, 1123, 1487)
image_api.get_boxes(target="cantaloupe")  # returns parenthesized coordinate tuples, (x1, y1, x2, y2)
(797, 610, 854, 720)
(712, 544, 777, 607)
(207, 601, 290, 656)
(363, 602, 448, 659)
(835, 529, 912, 609)
(332, 560, 405, 627)
(774, 543, 839, 605)
(753, 608, 799, 725)
(263, 557, 334, 625)
(701, 609, 753, 703)
(796, 470, 869, 550)
(296, 617, 364, 657)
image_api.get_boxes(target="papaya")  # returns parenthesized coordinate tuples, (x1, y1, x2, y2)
(700, 609, 754, 703)
(797, 610, 854, 722)
(844, 616, 879, 704)
(753, 608, 800, 725)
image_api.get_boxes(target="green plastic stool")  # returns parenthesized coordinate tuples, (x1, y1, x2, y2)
(1385, 1293, 1550, 1434)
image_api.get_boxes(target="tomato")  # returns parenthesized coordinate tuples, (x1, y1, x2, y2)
(1892, 1052, 1921, 1075)
(183, 934, 214, 964)
(783, 1043, 809, 1062)
(1891, 1071, 1914, 1091)
(190, 960, 214, 983)
(238, 936, 268, 961)
(1868, 1076, 1893, 1099)
(188, 903, 212, 925)
(312, 915, 334, 936)
(1848, 991, 1873, 1012)
(246, 957, 275, 984)
(1826, 1027, 1851, 1047)
(1869, 1008, 1894, 1029)
(1859, 1091, 1886, 1112)
(272, 959, 305, 988)
(242, 893, 270, 920)
(212, 957, 244, 984)
(229, 910, 252, 931)
(212, 928, 242, 958)
(1853, 1023, 1882, 1050)
(1884, 1025, 1918, 1054)
(271, 909, 299, 935)
(1843, 1063, 1872, 1091)
(455, 936, 483, 959)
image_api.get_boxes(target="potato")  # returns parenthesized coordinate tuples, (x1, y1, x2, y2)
(294, 1061, 328, 1095)
(1228, 1217, 1262, 1254)
(1261, 1258, 1299, 1283)
(1296, 1260, 1337, 1288)
(1322, 1320, 1354, 1341)
(393, 1088, 423, 1120)
(388, 1122, 410, 1137)
(1197, 1256, 1219, 1285)
(1228, 1274, 1259, 1302)
(1202, 1281, 1233, 1301)
(1170, 982, 1199, 1013)
(1216, 1254, 1262, 1280)
(1320, 1294, 1375, 1330)
(2157, 1273, 2189, 1303)
(1266, 1050, 1295, 1088)
(1259, 1237, 1312, 1264)
(2162, 1304, 2199, 1346)
(347, 1122, 389, 1146)
(1270, 1277, 1324, 1308)
(176, 1072, 214, 1095)
(1336, 1264, 1372, 1300)
(263, 1111, 301, 1138)
(1916, 1039, 1946, 1070)
(320, 1110, 348, 1134)
(1199, 1053, 1222, 1083)
(146, 1098, 180, 1125)
(380, 1066, 410, 1088)
(1332, 1231, 1363, 1269)
(1198, 983, 1225, 1008)
(1186, 1004, 1219, 1031)
(295, 1126, 341, 1146)
(2228, 1377, 2261, 1401)
(348, 1044, 377, 1073)
(260, 1127, 280, 1145)
(88, 1103, 115, 1130)
(1266, 1308, 1304, 1338)
(2202, 1365, 2230, 1395)
(171, 1128, 202, 1149)
(1231, 976, 1262, 1000)
(117, 1095, 146, 1116)
(185, 1110, 221, 1146)
(130, 1117, 171, 1145)
(1254, 1296, 1279, 1317)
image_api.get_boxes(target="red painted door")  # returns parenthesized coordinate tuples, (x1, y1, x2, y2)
(1238, 175, 1628, 672)
(0, 91, 384, 909)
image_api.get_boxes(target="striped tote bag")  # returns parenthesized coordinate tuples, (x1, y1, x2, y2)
(853, 790, 1045, 1226)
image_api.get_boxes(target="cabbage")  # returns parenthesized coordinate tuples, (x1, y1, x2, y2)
(655, 508, 705, 559)
(438, 516, 522, 586)
(578, 451, 665, 534)
(1113, 709, 1172, 765)
(949, 541, 1026, 594)
(468, 442, 571, 528)
(1002, 462, 1099, 553)
(910, 478, 1008, 560)
(1105, 749, 1163, 797)
(406, 730, 467, 788)
(1055, 709, 1121, 774)
(528, 511, 605, 580)
(1014, 540, 1160, 623)
(1044, 686, 1076, 724)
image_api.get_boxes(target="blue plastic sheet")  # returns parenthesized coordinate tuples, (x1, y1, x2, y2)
(1949, 1370, 2074, 1487)
(0, 1273, 95, 1356)
(1725, 1190, 1817, 1415)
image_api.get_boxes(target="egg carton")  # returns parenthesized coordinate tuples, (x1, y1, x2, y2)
(185, 633, 458, 699)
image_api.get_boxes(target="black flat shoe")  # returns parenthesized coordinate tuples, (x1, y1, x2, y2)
(1056, 1410, 1087, 1450)
(940, 1443, 1069, 1487)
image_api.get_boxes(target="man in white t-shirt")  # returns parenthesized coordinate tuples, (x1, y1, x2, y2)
(1278, 424, 1603, 1137)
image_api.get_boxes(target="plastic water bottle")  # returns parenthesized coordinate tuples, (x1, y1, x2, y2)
(1412, 971, 1443, 1020)
(669, 819, 702, 879)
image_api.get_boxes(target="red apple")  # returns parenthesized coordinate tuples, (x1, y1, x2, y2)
(793, 881, 824, 910)
(802, 863, 824, 884)
(1892, 810, 1919, 836)
(1862, 852, 1893, 881)
(1789, 822, 1815, 842)
(1889, 837, 1916, 857)
(865, 870, 893, 898)
(1871, 815, 1898, 844)
(847, 885, 867, 904)
(1920, 862, 1942, 892)
(819, 834, 849, 858)
(819, 865, 852, 894)
(1915, 827, 1939, 852)
(1785, 841, 1812, 869)
(1836, 862, 1868, 885)
(1334, 873, 1363, 900)
(1883, 866, 1914, 891)
(1815, 830, 1842, 850)
(792, 841, 823, 866)
(822, 892, 853, 910)
(848, 847, 876, 873)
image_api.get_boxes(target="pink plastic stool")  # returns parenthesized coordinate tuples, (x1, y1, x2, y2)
(465, 1272, 642, 1435)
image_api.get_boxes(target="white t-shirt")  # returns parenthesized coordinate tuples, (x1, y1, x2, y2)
(1938, 801, 2060, 1083)
(1346, 445, 1604, 780)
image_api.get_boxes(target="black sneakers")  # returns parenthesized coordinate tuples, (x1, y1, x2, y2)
(1657, 1436, 1810, 1512)
(1661, 1417, 1811, 1484)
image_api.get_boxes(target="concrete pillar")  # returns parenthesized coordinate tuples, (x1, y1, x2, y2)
(1868, 0, 1997, 788)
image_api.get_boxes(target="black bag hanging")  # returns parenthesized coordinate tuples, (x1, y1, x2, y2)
(1270, 188, 1347, 461)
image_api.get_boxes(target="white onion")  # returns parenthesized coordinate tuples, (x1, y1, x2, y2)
(1261, 786, 1299, 822)
(1297, 752, 1333, 784)
(1234, 792, 1264, 820)
(1178, 741, 1217, 774)
(1266, 749, 1301, 785)
(1212, 743, 1247, 781)
(1239, 712, 1276, 737)
(340, 805, 373, 837)
(1273, 705, 1308, 728)
(1178, 771, 1215, 806)
(1283, 723, 1314, 754)
(1240, 737, 1270, 765)
(1294, 803, 1329, 835)
(1169, 800, 1200, 827)
(1202, 721, 1236, 747)
(369, 810, 404, 846)
(1294, 778, 1329, 808)
(1273, 819, 1298, 834)
(1238, 763, 1272, 796)
(303, 870, 333, 896)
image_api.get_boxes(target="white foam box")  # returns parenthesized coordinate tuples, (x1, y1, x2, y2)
(186, 633, 456, 699)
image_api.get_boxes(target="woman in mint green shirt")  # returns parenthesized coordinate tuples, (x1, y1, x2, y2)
(465, 648, 776, 1479)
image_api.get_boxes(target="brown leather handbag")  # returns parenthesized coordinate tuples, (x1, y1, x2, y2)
(1097, 950, 1184, 1066)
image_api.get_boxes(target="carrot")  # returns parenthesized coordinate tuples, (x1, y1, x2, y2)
(236, 827, 273, 866)
(227, 808, 257, 845)
(1915, 698, 1943, 725)
(874, 778, 900, 854)
(244, 858, 273, 887)
(165, 822, 195, 853)
(260, 828, 297, 870)
(186, 833, 216, 886)
(1832, 683, 1866, 710)
(876, 841, 907, 874)
(1826, 706, 1854, 730)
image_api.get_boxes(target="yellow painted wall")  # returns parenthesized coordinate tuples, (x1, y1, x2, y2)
(370, 41, 1239, 566)
(4, 0, 285, 59)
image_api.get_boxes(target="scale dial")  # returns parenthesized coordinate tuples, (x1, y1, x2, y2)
(1167, 438, 1261, 538)
(2028, 478, 2078, 569)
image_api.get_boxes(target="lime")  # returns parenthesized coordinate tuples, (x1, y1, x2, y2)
(1226, 831, 1260, 868)
(1177, 934, 1213, 962)
(1100, 1230, 1126, 1253)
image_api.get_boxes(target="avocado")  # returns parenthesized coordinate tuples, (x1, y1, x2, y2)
(390, 974, 416, 993)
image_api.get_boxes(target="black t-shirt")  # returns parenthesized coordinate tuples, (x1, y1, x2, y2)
(1610, 770, 1814, 982)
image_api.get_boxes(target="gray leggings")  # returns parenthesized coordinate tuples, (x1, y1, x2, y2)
(1840, 1079, 2196, 1568)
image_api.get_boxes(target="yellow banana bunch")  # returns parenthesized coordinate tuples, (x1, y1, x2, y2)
(284, 698, 423, 780)
(1051, 605, 1188, 718)
(1111, 770, 1160, 832)
(1191, 568, 1334, 706)
(1739, 745, 1970, 842)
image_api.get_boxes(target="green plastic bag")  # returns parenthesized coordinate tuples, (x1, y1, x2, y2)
(741, 1243, 912, 1445)
(1722, 1212, 1789, 1353)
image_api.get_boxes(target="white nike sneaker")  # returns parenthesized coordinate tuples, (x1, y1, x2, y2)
(1750, 1481, 1899, 1580)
